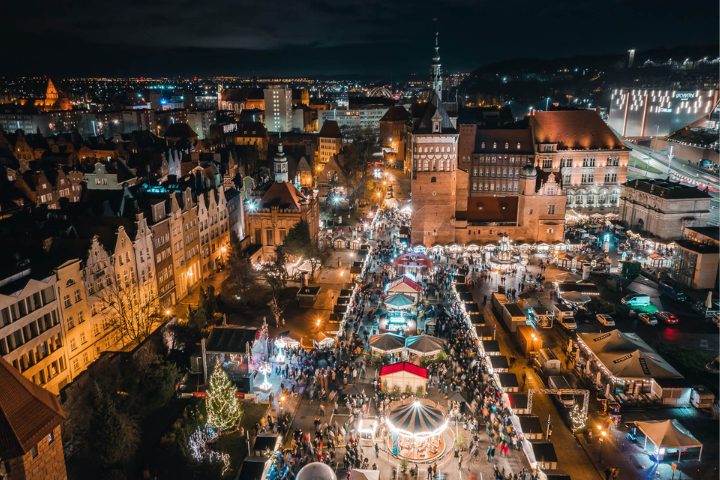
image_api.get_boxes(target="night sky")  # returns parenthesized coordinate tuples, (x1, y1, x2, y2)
(3, 0, 718, 77)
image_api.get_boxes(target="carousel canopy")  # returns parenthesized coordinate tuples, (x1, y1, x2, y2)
(369, 333, 406, 353)
(380, 361, 428, 379)
(384, 293, 416, 309)
(632, 420, 702, 451)
(296, 462, 337, 480)
(404, 335, 444, 355)
(385, 276, 422, 294)
(386, 399, 448, 438)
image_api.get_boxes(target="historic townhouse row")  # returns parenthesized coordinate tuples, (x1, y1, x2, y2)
(0, 185, 233, 394)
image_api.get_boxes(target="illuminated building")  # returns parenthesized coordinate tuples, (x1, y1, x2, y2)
(530, 110, 629, 211)
(316, 120, 343, 164)
(263, 85, 293, 133)
(608, 88, 719, 138)
(317, 107, 388, 131)
(672, 226, 719, 290)
(619, 178, 712, 240)
(379, 105, 411, 171)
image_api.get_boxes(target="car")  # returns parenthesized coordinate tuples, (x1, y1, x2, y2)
(596, 314, 615, 327)
(638, 313, 658, 326)
(656, 311, 680, 325)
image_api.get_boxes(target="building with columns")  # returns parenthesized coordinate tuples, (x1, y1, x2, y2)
(619, 178, 712, 240)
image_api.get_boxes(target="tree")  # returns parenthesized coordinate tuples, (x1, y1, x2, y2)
(570, 403, 586, 432)
(262, 246, 288, 293)
(135, 355, 180, 413)
(199, 286, 218, 319)
(97, 281, 160, 347)
(283, 220, 314, 260)
(225, 232, 258, 304)
(87, 382, 140, 468)
(206, 366, 242, 433)
(268, 295, 286, 328)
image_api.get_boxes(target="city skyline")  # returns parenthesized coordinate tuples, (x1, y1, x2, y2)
(2, 0, 718, 77)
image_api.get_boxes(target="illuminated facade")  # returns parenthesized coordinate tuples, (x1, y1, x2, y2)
(263, 85, 293, 133)
(608, 88, 719, 138)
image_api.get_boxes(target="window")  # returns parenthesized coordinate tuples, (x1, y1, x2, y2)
(31, 446, 38, 458)
(607, 156, 620, 166)
(48, 431, 55, 444)
(582, 157, 596, 167)
(604, 173, 617, 184)
(74, 290, 81, 303)
(63, 294, 71, 308)
(542, 159, 552, 169)
(547, 228, 554, 234)
(265, 229, 274, 246)
(581, 173, 594, 184)
(548, 204, 556, 214)
(67, 316, 74, 330)
(80, 333, 87, 345)
(430, 176, 436, 183)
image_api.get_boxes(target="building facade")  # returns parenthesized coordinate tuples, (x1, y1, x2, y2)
(619, 179, 712, 240)
(316, 120, 343, 165)
(672, 226, 719, 290)
(264, 86, 293, 133)
(0, 272, 68, 394)
(530, 110, 629, 212)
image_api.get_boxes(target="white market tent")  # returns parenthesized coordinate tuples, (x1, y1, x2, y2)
(577, 330, 688, 404)
(632, 419, 703, 462)
(385, 276, 422, 296)
(349, 470, 380, 480)
(405, 335, 444, 357)
(369, 333, 406, 354)
(384, 293, 417, 310)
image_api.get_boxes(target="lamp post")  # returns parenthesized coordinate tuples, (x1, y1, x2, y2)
(598, 427, 607, 463)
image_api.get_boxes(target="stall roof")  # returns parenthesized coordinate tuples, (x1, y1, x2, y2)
(465, 302, 481, 313)
(506, 393, 528, 410)
(455, 283, 469, 292)
(543, 470, 571, 480)
(459, 292, 474, 303)
(205, 326, 258, 353)
(253, 433, 281, 453)
(497, 373, 520, 388)
(489, 356, 510, 370)
(480, 340, 501, 353)
(237, 457, 270, 480)
(517, 415, 543, 433)
(556, 282, 600, 295)
(530, 441, 558, 462)
(505, 303, 526, 318)
(339, 289, 353, 297)
(380, 361, 428, 379)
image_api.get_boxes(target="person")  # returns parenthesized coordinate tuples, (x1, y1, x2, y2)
(374, 443, 379, 457)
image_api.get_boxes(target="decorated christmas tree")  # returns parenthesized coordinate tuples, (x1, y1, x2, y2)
(206, 366, 242, 432)
(570, 403, 586, 432)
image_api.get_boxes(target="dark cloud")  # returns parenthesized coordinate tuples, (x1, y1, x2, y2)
(2, 0, 717, 76)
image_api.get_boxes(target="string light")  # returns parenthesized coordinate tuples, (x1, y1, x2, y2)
(206, 366, 242, 432)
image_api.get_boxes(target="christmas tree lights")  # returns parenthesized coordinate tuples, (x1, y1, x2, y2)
(570, 403, 586, 432)
(206, 366, 242, 432)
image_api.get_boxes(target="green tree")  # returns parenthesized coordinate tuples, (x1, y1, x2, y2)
(225, 232, 258, 304)
(199, 286, 218, 319)
(87, 382, 140, 468)
(283, 220, 314, 259)
(206, 366, 242, 433)
(137, 356, 180, 412)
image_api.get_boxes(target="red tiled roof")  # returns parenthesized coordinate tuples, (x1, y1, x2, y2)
(380, 361, 428, 379)
(260, 181, 305, 210)
(530, 110, 627, 150)
(0, 358, 64, 457)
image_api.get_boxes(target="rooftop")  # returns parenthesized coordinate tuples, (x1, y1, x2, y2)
(530, 110, 627, 150)
(624, 178, 711, 199)
(0, 357, 65, 458)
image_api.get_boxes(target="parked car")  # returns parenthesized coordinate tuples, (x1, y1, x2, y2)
(656, 311, 680, 325)
(596, 314, 615, 327)
(638, 313, 658, 326)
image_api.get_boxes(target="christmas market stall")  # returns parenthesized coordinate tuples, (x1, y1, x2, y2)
(369, 333, 405, 355)
(404, 335, 445, 358)
(379, 361, 429, 394)
(630, 419, 703, 462)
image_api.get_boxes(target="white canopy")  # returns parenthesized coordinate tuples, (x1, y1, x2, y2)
(633, 419, 703, 461)
(349, 470, 380, 480)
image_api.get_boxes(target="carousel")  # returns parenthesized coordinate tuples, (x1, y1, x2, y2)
(385, 399, 450, 461)
(489, 235, 521, 272)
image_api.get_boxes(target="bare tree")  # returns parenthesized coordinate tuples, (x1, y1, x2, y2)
(97, 281, 161, 347)
(268, 295, 286, 328)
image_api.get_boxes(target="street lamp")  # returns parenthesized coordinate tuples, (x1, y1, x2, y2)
(597, 426, 607, 463)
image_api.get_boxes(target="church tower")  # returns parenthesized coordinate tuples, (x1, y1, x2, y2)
(273, 142, 289, 183)
(431, 32, 442, 101)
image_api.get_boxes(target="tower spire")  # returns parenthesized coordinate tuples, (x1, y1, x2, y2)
(431, 32, 442, 101)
